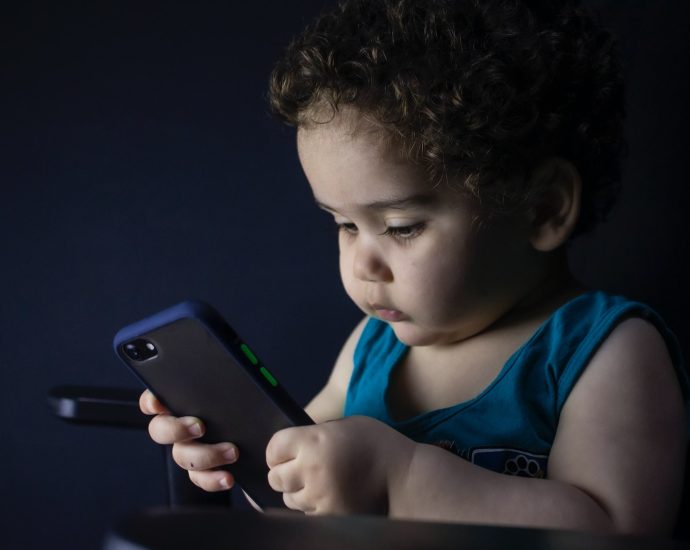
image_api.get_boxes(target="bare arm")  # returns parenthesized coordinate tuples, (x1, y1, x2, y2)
(387, 318, 687, 534)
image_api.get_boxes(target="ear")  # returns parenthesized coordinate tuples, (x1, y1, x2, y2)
(527, 158, 582, 252)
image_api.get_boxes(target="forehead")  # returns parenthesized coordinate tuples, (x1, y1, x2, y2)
(297, 117, 437, 209)
(296, 111, 395, 166)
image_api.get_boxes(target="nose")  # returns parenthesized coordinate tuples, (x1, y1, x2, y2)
(352, 239, 393, 283)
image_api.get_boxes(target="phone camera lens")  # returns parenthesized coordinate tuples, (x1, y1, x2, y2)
(123, 339, 158, 361)
(125, 344, 140, 358)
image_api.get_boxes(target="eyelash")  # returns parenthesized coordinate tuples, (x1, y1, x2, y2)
(336, 222, 425, 242)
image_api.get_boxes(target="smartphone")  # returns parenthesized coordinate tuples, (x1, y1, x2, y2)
(113, 299, 313, 510)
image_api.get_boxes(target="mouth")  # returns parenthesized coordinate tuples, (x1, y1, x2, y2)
(370, 303, 406, 322)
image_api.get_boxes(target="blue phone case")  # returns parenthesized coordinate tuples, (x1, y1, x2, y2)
(113, 300, 313, 510)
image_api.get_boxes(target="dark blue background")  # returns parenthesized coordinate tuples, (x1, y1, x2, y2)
(2, 1, 688, 547)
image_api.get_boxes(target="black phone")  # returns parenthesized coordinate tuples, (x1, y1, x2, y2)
(113, 299, 313, 510)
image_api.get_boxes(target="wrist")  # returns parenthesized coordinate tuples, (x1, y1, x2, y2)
(383, 435, 418, 517)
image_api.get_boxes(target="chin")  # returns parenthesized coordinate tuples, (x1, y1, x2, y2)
(390, 319, 474, 347)
(389, 322, 444, 347)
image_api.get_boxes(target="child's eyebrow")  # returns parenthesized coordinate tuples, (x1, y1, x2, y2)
(315, 193, 436, 213)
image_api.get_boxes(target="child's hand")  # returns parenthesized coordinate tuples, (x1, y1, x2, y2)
(266, 415, 414, 515)
(139, 389, 239, 491)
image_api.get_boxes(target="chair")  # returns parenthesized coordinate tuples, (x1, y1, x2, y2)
(49, 385, 231, 509)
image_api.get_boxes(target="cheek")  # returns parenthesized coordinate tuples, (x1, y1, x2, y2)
(404, 239, 469, 292)
(338, 244, 350, 285)
(338, 247, 364, 304)
(395, 240, 479, 321)
(405, 260, 465, 308)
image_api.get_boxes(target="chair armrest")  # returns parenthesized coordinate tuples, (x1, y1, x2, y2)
(48, 385, 148, 428)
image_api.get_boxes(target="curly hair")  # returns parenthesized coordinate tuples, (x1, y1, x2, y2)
(268, 0, 625, 237)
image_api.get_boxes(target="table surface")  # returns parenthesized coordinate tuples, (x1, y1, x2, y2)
(104, 508, 690, 550)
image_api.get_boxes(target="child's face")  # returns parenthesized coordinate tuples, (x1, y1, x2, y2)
(297, 116, 543, 346)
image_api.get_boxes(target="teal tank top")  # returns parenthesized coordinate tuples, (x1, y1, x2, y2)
(344, 291, 689, 478)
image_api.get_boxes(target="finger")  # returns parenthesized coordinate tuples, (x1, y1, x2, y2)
(283, 489, 316, 514)
(266, 426, 306, 468)
(267, 461, 303, 493)
(189, 469, 235, 492)
(139, 390, 168, 415)
(172, 441, 239, 471)
(148, 414, 204, 444)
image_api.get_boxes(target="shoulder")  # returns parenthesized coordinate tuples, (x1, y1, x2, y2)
(569, 316, 683, 413)
(584, 315, 671, 370)
(305, 317, 369, 422)
(332, 316, 371, 387)
(535, 291, 687, 411)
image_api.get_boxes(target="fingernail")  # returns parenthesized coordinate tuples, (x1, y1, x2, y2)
(219, 477, 230, 489)
(144, 394, 155, 413)
(223, 447, 237, 462)
(185, 420, 203, 437)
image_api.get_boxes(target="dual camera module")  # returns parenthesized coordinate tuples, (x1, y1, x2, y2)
(122, 338, 158, 361)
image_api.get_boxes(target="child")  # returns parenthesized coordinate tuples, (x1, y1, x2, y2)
(140, 0, 689, 534)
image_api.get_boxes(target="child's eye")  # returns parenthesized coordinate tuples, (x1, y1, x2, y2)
(336, 222, 358, 236)
(382, 223, 425, 241)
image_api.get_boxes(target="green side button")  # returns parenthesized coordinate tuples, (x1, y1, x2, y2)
(260, 367, 278, 387)
(240, 343, 259, 365)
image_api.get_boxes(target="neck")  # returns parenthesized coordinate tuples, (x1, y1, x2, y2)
(502, 249, 584, 326)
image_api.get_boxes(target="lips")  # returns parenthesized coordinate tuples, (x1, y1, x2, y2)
(370, 303, 406, 322)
